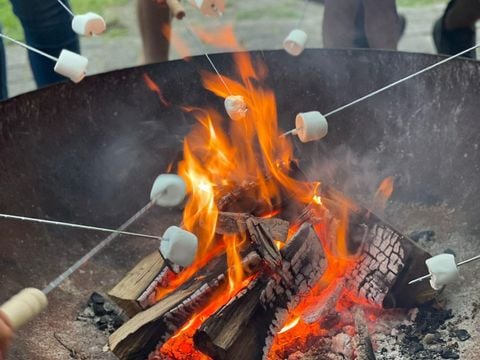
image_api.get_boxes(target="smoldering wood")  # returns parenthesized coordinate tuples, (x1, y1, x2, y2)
(308, 184, 436, 308)
(353, 308, 376, 360)
(216, 212, 290, 242)
(109, 251, 262, 360)
(194, 223, 327, 360)
(108, 251, 168, 317)
(246, 217, 282, 270)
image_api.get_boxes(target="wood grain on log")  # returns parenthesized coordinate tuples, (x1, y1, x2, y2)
(310, 185, 436, 308)
(108, 251, 167, 317)
(194, 223, 327, 360)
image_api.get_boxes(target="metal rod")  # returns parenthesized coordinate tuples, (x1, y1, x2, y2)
(0, 33, 58, 62)
(408, 253, 480, 285)
(283, 42, 480, 137)
(41, 200, 157, 294)
(296, 0, 310, 29)
(55, 0, 75, 17)
(323, 43, 480, 118)
(183, 18, 233, 96)
(0, 212, 161, 241)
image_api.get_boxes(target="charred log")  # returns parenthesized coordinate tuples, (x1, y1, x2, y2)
(216, 212, 290, 242)
(194, 223, 327, 360)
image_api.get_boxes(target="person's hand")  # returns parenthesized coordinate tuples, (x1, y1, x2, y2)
(0, 311, 13, 360)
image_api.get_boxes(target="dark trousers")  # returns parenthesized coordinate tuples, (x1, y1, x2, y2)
(0, 0, 80, 100)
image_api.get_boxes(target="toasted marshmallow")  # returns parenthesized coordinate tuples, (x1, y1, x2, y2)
(283, 29, 308, 56)
(224, 95, 247, 121)
(72, 13, 106, 37)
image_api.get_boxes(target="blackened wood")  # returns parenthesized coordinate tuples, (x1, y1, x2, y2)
(194, 223, 327, 360)
(246, 217, 282, 270)
(312, 184, 436, 308)
(353, 308, 376, 360)
(216, 212, 290, 242)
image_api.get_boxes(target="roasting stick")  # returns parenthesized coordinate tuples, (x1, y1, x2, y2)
(282, 42, 480, 141)
(0, 174, 196, 330)
(408, 253, 480, 285)
(0, 33, 88, 83)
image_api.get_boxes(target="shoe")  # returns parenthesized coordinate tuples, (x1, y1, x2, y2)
(433, 0, 476, 59)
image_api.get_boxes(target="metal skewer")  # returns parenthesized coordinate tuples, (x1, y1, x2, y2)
(408, 253, 480, 285)
(0, 212, 162, 241)
(0, 33, 58, 62)
(282, 42, 480, 137)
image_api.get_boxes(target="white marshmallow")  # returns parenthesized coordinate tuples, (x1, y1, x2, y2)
(425, 253, 459, 290)
(191, 0, 225, 16)
(54, 49, 88, 83)
(224, 95, 247, 121)
(160, 226, 198, 267)
(0, 288, 48, 330)
(294, 111, 328, 143)
(283, 29, 308, 56)
(72, 13, 106, 37)
(150, 174, 187, 207)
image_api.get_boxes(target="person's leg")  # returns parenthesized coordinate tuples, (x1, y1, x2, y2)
(323, 0, 360, 48)
(0, 24, 8, 100)
(137, 0, 171, 63)
(433, 0, 480, 58)
(445, 0, 480, 29)
(10, 0, 80, 87)
(363, 0, 401, 49)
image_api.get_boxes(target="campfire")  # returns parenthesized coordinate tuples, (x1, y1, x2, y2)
(105, 51, 436, 360)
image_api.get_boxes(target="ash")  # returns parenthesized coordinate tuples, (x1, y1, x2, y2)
(277, 200, 480, 359)
(76, 292, 126, 335)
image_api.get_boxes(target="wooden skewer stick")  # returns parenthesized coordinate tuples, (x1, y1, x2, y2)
(166, 0, 186, 20)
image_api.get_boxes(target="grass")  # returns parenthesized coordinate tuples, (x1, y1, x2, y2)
(397, 0, 444, 6)
(0, 0, 129, 40)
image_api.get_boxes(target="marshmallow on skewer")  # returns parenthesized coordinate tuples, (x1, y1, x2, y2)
(293, 111, 328, 143)
(150, 174, 187, 207)
(54, 49, 89, 83)
(283, 29, 308, 56)
(0, 288, 48, 330)
(224, 95, 247, 121)
(72, 12, 106, 37)
(191, 0, 225, 16)
(160, 226, 198, 267)
(425, 253, 459, 290)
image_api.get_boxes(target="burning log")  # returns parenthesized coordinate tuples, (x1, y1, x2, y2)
(315, 185, 436, 308)
(108, 251, 169, 317)
(353, 308, 376, 360)
(216, 212, 290, 242)
(193, 223, 327, 360)
(109, 251, 261, 360)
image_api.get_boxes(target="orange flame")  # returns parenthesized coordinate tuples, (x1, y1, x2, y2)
(374, 176, 394, 210)
(143, 73, 171, 107)
(279, 316, 300, 334)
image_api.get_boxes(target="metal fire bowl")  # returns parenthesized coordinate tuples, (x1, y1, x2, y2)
(1, 49, 479, 359)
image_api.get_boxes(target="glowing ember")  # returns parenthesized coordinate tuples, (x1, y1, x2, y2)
(279, 316, 300, 334)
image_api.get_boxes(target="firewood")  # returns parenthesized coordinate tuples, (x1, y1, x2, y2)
(109, 252, 262, 360)
(246, 217, 282, 270)
(108, 251, 168, 317)
(312, 184, 436, 308)
(216, 212, 290, 242)
(194, 223, 327, 360)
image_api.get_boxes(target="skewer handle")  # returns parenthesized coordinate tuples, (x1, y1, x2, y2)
(166, 0, 186, 19)
(0, 288, 48, 330)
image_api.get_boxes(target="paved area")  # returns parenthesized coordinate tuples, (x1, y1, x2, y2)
(2, 1, 479, 97)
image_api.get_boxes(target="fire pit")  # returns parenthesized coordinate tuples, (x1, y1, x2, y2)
(0, 49, 479, 360)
